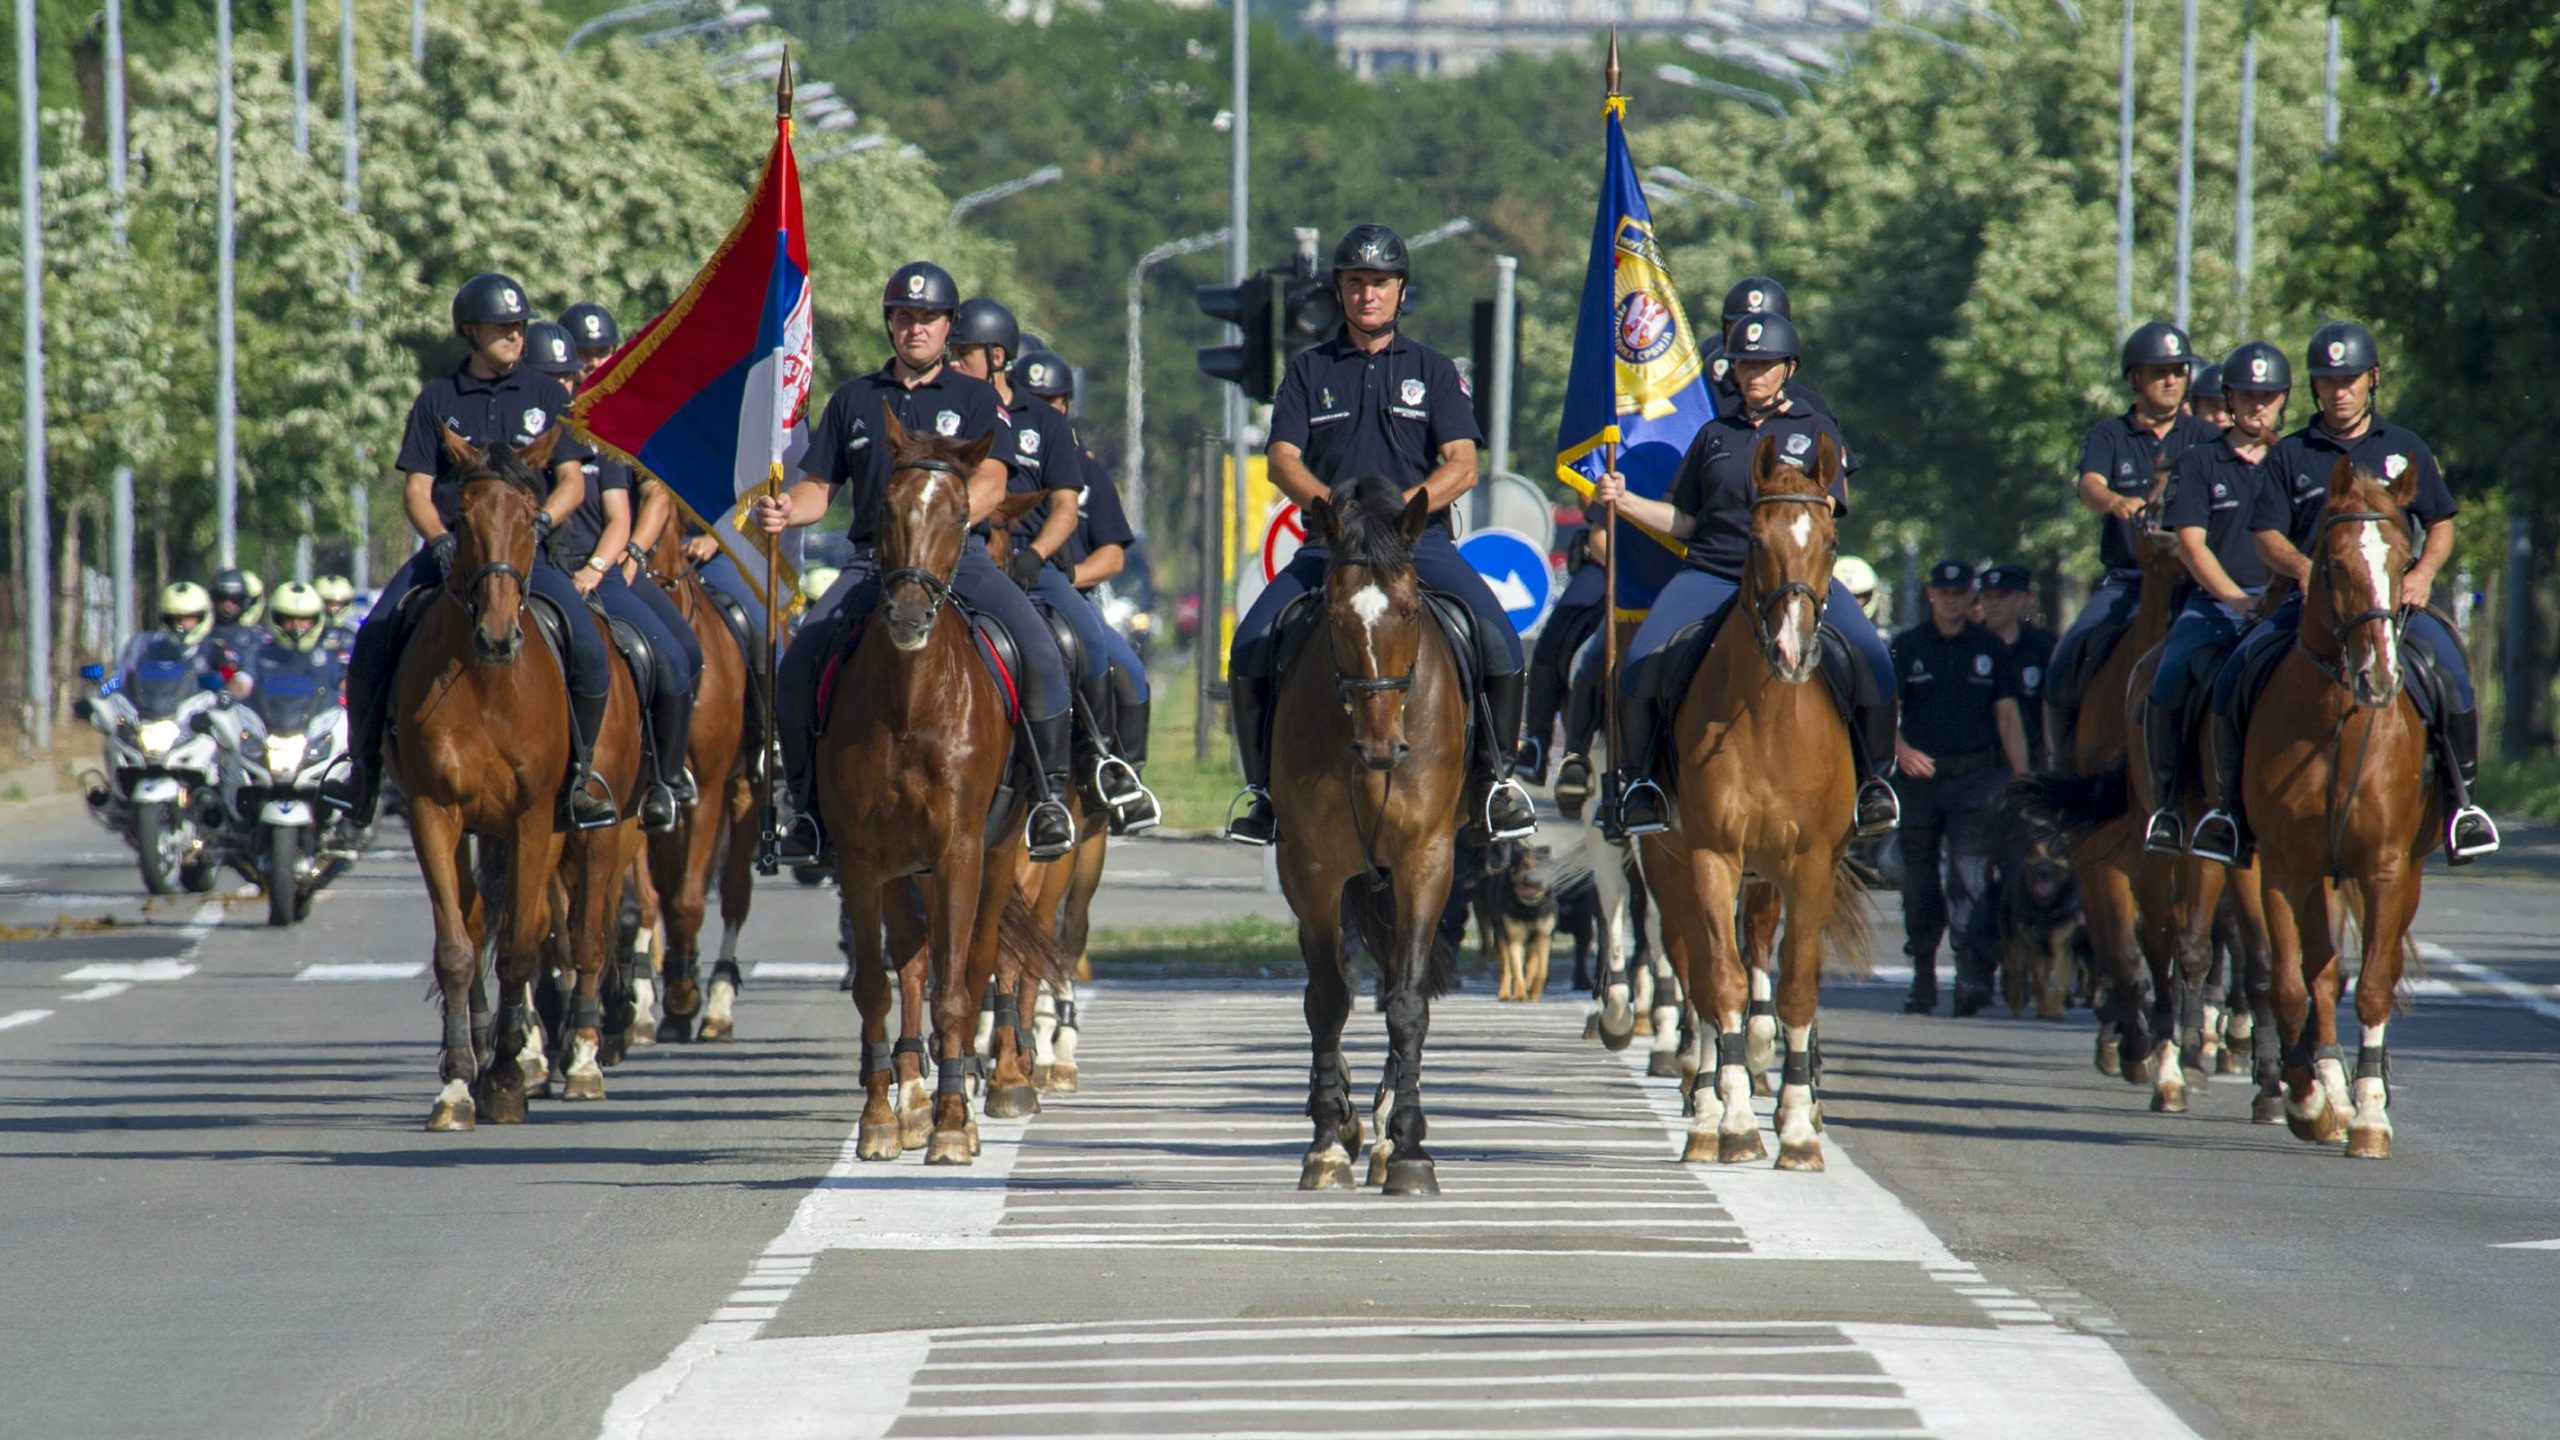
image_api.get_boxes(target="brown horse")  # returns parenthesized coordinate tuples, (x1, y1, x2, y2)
(822, 415, 1052, 1164)
(633, 517, 757, 1044)
(2246, 457, 2435, 1157)
(395, 430, 643, 1130)
(1275, 474, 1468, 1197)
(1640, 434, 1867, 1171)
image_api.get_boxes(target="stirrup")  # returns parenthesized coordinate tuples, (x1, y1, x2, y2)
(774, 811, 826, 867)
(1027, 795, 1076, 860)
(639, 781, 678, 834)
(1224, 787, 1277, 847)
(2189, 809, 2245, 866)
(1514, 736, 1546, 780)
(670, 765, 699, 807)
(1482, 776, 1539, 841)
(2447, 805, 2500, 864)
(1110, 780, 1163, 836)
(1553, 753, 1593, 803)
(1607, 774, 1670, 839)
(1854, 778, 1900, 839)
(2142, 807, 2185, 856)
(1091, 753, 1146, 807)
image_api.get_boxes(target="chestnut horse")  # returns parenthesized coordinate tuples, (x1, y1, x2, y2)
(1275, 475, 1469, 1197)
(396, 430, 643, 1130)
(2246, 458, 2435, 1158)
(1640, 435, 1868, 1171)
(822, 416, 1052, 1164)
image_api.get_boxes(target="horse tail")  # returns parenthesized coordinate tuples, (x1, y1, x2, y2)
(1341, 874, 1458, 1002)
(998, 888, 1075, 990)
(2008, 767, 2129, 840)
(1821, 848, 1877, 980)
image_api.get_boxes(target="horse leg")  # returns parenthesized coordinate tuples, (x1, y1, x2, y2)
(709, 773, 758, 1010)
(2266, 874, 2337, 1143)
(1587, 834, 1637, 1048)
(2080, 861, 2150, 1083)
(1379, 851, 1456, 1198)
(974, 871, 1040, 1120)
(1675, 849, 1756, 1165)
(924, 856, 986, 1165)
(654, 836, 702, 1043)
(479, 823, 559, 1125)
(617, 853, 657, 1050)
(2155, 859, 2225, 1114)
(555, 828, 619, 1102)
(2201, 894, 2237, 1076)
(1742, 880, 1781, 1096)
(2133, 859, 2181, 1100)
(680, 814, 738, 1043)
(414, 807, 480, 1131)
(1771, 853, 1838, 1172)
(1643, 859, 1709, 1121)
(2347, 872, 2420, 1159)
(1294, 887, 1359, 1192)
(1049, 978, 1081, 1093)
(1645, 896, 1687, 1076)
(2228, 862, 2285, 1122)
(842, 876, 903, 1161)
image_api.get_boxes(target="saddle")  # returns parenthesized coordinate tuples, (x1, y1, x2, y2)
(813, 600, 1028, 848)
(1639, 600, 1862, 727)
(2232, 610, 2451, 729)
(1270, 587, 1485, 741)
(699, 580, 768, 739)
(2047, 610, 2138, 717)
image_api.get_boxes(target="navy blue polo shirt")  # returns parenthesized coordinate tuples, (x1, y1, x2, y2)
(1268, 329, 1480, 522)
(1667, 402, 1851, 580)
(2164, 434, 2276, 590)
(1065, 450, 1135, 583)
(1001, 395, 1083, 551)
(802, 362, 1007, 544)
(2250, 417, 2457, 552)
(1893, 619, 2021, 760)
(2075, 409, 2222, 570)
(550, 453, 632, 569)
(394, 361, 595, 530)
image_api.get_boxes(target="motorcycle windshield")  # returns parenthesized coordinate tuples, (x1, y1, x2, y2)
(124, 640, 199, 719)
(252, 666, 332, 736)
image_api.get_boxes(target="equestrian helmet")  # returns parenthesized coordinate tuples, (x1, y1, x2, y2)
(525, 320, 581, 376)
(1014, 350, 1074, 399)
(558, 301, 620, 352)
(451, 272, 534, 334)
(882, 261, 960, 314)
(2119, 320, 2190, 373)
(2305, 321, 2379, 378)
(1331, 223, 1411, 277)
(951, 297, 1021, 355)
(1721, 275, 1791, 327)
(1722, 311, 1801, 363)
(2190, 360, 2225, 402)
(2222, 340, 2292, 394)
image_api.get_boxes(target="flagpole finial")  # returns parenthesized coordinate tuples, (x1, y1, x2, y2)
(1605, 27, 1620, 99)
(777, 47, 794, 120)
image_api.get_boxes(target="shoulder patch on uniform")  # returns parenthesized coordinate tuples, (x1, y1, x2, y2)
(1785, 432, 1811, 457)
(2023, 664, 2043, 688)
(519, 407, 545, 440)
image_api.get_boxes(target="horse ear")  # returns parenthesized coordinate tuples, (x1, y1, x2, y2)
(2326, 454, 2360, 498)
(879, 409, 914, 454)
(1303, 496, 1333, 548)
(1398, 486, 1431, 545)
(518, 423, 563, 473)
(989, 490, 1048, 527)
(1812, 430, 1841, 484)
(1750, 435, 1780, 492)
(955, 428, 998, 476)
(439, 426, 488, 473)
(2386, 456, 2420, 509)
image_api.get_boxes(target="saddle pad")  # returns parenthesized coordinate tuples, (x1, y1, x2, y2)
(817, 608, 1020, 727)
(1273, 587, 1479, 748)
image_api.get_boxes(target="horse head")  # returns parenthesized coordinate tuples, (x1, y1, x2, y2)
(1307, 474, 1430, 773)
(1743, 431, 1841, 684)
(441, 425, 559, 666)
(876, 411, 996, 652)
(2308, 454, 2416, 709)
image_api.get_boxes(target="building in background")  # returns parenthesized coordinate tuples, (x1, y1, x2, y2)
(1304, 0, 1935, 80)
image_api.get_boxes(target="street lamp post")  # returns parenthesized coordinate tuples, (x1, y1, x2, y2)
(948, 164, 1064, 225)
(17, 0, 49, 746)
(560, 0, 719, 56)
(217, 0, 239, 567)
(1647, 164, 1757, 210)
(2116, 0, 2134, 334)
(2173, 0, 2198, 330)
(2234, 0, 2258, 332)
(343, 0, 370, 589)
(1126, 227, 1230, 541)
(410, 0, 423, 67)
(1653, 63, 1789, 120)
(108, 0, 134, 647)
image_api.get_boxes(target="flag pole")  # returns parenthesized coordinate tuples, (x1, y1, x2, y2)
(1600, 30, 1624, 779)
(754, 50, 794, 876)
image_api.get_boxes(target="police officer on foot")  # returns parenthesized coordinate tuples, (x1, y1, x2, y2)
(2045, 322, 2221, 774)
(1894, 561, 2030, 1015)
(2190, 321, 2496, 865)
(323, 272, 620, 830)
(756, 260, 1080, 862)
(1224, 222, 1536, 846)
(1976, 564, 2053, 772)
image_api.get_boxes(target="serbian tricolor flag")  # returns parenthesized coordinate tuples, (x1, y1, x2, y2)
(572, 66, 813, 611)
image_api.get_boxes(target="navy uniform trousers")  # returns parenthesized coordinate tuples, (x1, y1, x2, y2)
(1231, 525, 1523, 683)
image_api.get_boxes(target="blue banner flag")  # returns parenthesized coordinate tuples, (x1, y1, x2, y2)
(1552, 107, 1716, 616)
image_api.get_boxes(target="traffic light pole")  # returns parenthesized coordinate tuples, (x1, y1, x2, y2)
(1479, 254, 1517, 529)
(1227, 0, 1250, 596)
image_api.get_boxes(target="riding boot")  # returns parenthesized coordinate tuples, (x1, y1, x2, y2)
(1601, 699, 1669, 842)
(775, 718, 826, 865)
(636, 683, 692, 833)
(1554, 657, 1601, 808)
(1024, 709, 1077, 860)
(560, 688, 621, 832)
(1904, 948, 1939, 1014)
(1225, 675, 1278, 846)
(319, 666, 388, 826)
(1474, 670, 1538, 841)
(2190, 702, 2251, 867)
(1109, 696, 1162, 835)
(2141, 701, 2185, 856)
(1850, 691, 1901, 838)
(662, 680, 700, 807)
(2043, 698, 2077, 780)
(1079, 669, 1147, 814)
(2439, 705, 2500, 864)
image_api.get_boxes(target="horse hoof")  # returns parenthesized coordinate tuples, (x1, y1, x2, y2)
(627, 1026, 656, 1050)
(1646, 1050, 1682, 1078)
(2151, 1086, 2188, 1114)
(1381, 1157, 1440, 1197)
(561, 1070, 606, 1102)
(1047, 1063, 1078, 1094)
(2095, 1037, 2122, 1077)
(476, 1083, 528, 1126)
(2122, 1057, 2154, 1087)
(857, 1122, 903, 1162)
(2218, 1046, 2250, 1076)
(1366, 1144, 1395, 1189)
(899, 1112, 932, 1149)
(1679, 1131, 1717, 1164)
(1299, 1151, 1355, 1191)
(1631, 1015, 1654, 1037)
(425, 1082, 475, 1133)
(1582, 1012, 1600, 1040)
(1032, 1063, 1054, 1092)
(2317, 1110, 2352, 1145)
(982, 1084, 1041, 1119)
(925, 1131, 974, 1165)
(700, 979, 737, 1041)
(2284, 1107, 2327, 1143)
(2251, 1092, 2285, 1125)
(1776, 1140, 1825, 1172)
(655, 1014, 694, 1044)
(697, 1015, 734, 1042)
(1719, 1131, 1768, 1165)
(598, 1032, 628, 1069)
(1749, 1070, 1773, 1098)
(2346, 1125, 2393, 1160)
(966, 1119, 982, 1156)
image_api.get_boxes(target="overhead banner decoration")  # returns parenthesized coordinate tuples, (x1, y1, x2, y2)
(1553, 103, 1717, 617)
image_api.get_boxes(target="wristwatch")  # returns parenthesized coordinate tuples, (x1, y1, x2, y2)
(585, 555, 611, 574)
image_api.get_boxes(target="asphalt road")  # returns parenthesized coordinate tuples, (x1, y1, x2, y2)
(3, 794, 2557, 1439)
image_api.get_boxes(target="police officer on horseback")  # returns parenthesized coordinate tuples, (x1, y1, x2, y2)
(1224, 222, 1537, 846)
(322, 272, 620, 831)
(2189, 321, 2496, 865)
(2045, 322, 2221, 775)
(1588, 310, 1900, 841)
(756, 260, 1081, 862)
(1706, 276, 1839, 422)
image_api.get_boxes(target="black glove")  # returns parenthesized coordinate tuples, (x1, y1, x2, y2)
(428, 532, 459, 577)
(1006, 548, 1046, 591)
(533, 511, 557, 544)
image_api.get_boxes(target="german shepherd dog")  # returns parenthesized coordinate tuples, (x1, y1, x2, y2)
(1474, 838, 1559, 1002)
(1986, 787, 2085, 1019)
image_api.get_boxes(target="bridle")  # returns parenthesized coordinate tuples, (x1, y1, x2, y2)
(1328, 567, 1419, 705)
(1743, 490, 1834, 673)
(445, 473, 542, 628)
(2301, 507, 2404, 693)
(878, 457, 969, 630)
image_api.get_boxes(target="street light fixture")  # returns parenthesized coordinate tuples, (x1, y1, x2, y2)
(562, 0, 727, 56)
(1126, 226, 1231, 540)
(638, 6, 770, 46)
(811, 109, 859, 131)
(949, 163, 1064, 224)
(1646, 164, 1757, 210)
(1655, 63, 1790, 120)
(1408, 216, 1474, 250)
(808, 133, 892, 165)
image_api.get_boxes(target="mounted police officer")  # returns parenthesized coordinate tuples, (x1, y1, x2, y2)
(946, 302, 1154, 829)
(2045, 321, 2221, 774)
(2189, 360, 2230, 430)
(1015, 347, 1163, 833)
(526, 318, 702, 833)
(321, 271, 620, 831)
(2141, 340, 2289, 854)
(1892, 560, 2030, 1015)
(1588, 310, 1900, 841)
(1224, 222, 1537, 846)
(1706, 276, 1838, 422)
(755, 260, 1080, 861)
(2189, 322, 2496, 865)
(1976, 563, 2054, 772)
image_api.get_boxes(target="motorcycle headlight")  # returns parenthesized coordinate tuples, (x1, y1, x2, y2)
(265, 734, 308, 773)
(136, 719, 181, 755)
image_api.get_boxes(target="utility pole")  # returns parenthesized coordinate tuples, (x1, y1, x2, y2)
(1226, 0, 1250, 595)
(2114, 0, 2134, 335)
(343, 0, 369, 588)
(2234, 0, 2258, 333)
(292, 0, 314, 583)
(17, 0, 50, 747)
(1127, 226, 1229, 542)
(107, 0, 134, 649)
(216, 0, 240, 567)
(2172, 0, 2197, 331)
(2321, 12, 2341, 157)
(1485, 254, 1518, 513)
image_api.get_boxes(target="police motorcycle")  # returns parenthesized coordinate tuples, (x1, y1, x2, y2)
(73, 585, 230, 896)
(196, 584, 357, 927)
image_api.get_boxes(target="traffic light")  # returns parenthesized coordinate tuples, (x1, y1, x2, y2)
(1282, 272, 1340, 357)
(1195, 272, 1282, 403)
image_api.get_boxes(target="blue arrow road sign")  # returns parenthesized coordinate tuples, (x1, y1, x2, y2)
(1456, 527, 1556, 638)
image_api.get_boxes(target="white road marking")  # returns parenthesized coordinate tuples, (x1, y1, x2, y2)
(2416, 941, 2560, 1025)
(60, 959, 198, 983)
(294, 962, 427, 981)
(750, 961, 844, 982)
(2491, 1238, 2560, 1251)
(0, 1009, 54, 1032)
(62, 982, 132, 1002)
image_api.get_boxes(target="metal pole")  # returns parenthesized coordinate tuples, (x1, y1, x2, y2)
(2173, 0, 2197, 331)
(343, 0, 369, 590)
(2504, 514, 2532, 758)
(216, 0, 239, 567)
(1126, 227, 1230, 544)
(108, 0, 134, 650)
(292, 0, 310, 156)
(1196, 433, 1221, 764)
(410, 0, 425, 68)
(1487, 252, 1517, 490)
(18, 0, 50, 747)
(2321, 12, 2341, 156)
(2115, 0, 2134, 334)
(1226, 0, 1250, 593)
(2234, 0, 2257, 333)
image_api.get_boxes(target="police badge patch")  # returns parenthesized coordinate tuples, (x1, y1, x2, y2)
(1399, 378, 1426, 407)
(583, 315, 604, 338)
(2024, 665, 2043, 689)
(1021, 428, 1043, 456)
(1973, 653, 1994, 677)
(2327, 340, 2347, 364)
(520, 408, 545, 440)
(1746, 287, 1767, 310)
(907, 273, 927, 299)
(935, 410, 961, 438)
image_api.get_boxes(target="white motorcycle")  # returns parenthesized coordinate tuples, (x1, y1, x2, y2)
(200, 655, 355, 927)
(75, 644, 226, 896)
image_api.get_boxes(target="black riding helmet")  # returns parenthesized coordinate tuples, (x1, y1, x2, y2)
(1332, 223, 1410, 277)
(2120, 320, 2191, 373)
(1014, 350, 1074, 399)
(2222, 340, 2291, 395)
(2190, 360, 2225, 402)
(1721, 275, 1790, 328)
(525, 320, 581, 377)
(451, 272, 533, 335)
(951, 297, 1021, 356)
(1722, 311, 1801, 363)
(559, 301, 619, 353)
(2305, 321, 2379, 378)
(882, 260, 960, 314)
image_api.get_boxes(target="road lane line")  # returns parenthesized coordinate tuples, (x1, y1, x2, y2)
(2416, 940, 2560, 1024)
(0, 1009, 53, 1031)
(294, 962, 427, 981)
(61, 982, 132, 1003)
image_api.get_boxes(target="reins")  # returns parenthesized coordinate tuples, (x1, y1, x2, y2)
(2295, 505, 2406, 879)
(1743, 491, 1832, 673)
(878, 457, 970, 632)
(443, 472, 546, 630)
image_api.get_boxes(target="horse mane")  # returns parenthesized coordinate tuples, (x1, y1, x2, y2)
(1327, 473, 1417, 572)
